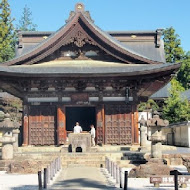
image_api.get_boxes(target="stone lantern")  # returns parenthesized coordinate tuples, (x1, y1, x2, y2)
(147, 111, 169, 159)
(0, 113, 20, 160)
(139, 115, 148, 152)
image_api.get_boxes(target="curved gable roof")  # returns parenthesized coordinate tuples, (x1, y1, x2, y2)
(3, 4, 164, 66)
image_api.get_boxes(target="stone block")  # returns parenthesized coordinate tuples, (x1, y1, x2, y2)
(68, 133, 91, 152)
(2, 144, 14, 160)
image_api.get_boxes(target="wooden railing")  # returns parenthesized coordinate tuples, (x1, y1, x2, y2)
(38, 157, 61, 189)
(105, 157, 128, 190)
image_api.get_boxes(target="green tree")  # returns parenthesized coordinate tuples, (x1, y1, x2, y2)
(163, 27, 184, 63)
(17, 5, 37, 31)
(138, 99, 159, 112)
(177, 51, 190, 89)
(0, 0, 15, 62)
(162, 79, 190, 123)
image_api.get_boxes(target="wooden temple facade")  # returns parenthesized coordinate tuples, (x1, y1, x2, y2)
(0, 3, 180, 146)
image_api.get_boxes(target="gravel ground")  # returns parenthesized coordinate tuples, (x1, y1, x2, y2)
(0, 172, 38, 190)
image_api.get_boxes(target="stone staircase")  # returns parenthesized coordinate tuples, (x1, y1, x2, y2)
(61, 153, 106, 168)
(121, 152, 147, 165)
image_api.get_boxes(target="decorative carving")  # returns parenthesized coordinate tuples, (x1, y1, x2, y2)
(69, 30, 96, 48)
(73, 81, 87, 91)
(39, 81, 48, 91)
(111, 83, 124, 91)
(55, 80, 66, 91)
(95, 83, 106, 91)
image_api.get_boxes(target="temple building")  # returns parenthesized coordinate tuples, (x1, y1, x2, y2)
(0, 3, 180, 146)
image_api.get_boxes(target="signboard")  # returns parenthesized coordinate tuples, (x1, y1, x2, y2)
(150, 176, 190, 184)
(71, 93, 89, 102)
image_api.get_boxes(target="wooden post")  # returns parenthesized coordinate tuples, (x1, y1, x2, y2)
(113, 162, 116, 179)
(110, 161, 112, 176)
(112, 161, 114, 177)
(38, 171, 42, 190)
(116, 164, 119, 184)
(53, 160, 56, 177)
(22, 105, 29, 146)
(105, 157, 107, 170)
(50, 162, 53, 180)
(174, 170, 178, 190)
(120, 167, 122, 188)
(47, 165, 50, 184)
(59, 157, 61, 170)
(108, 159, 110, 173)
(44, 168, 47, 189)
(124, 171, 128, 190)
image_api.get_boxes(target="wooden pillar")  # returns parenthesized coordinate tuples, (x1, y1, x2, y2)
(132, 104, 139, 144)
(22, 105, 29, 146)
(57, 106, 66, 145)
(134, 109, 139, 144)
(96, 104, 105, 145)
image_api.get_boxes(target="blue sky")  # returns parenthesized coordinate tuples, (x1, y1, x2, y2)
(9, 0, 190, 52)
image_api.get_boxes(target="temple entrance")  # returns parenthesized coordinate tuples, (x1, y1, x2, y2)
(66, 107, 96, 132)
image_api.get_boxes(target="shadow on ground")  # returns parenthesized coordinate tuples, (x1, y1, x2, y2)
(10, 185, 37, 190)
(51, 178, 117, 189)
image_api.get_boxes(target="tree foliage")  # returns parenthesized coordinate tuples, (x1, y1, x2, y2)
(138, 99, 159, 112)
(162, 79, 190, 123)
(177, 52, 190, 89)
(163, 27, 184, 63)
(0, 0, 15, 62)
(16, 5, 37, 31)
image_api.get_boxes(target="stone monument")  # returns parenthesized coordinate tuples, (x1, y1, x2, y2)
(139, 115, 148, 152)
(0, 113, 20, 160)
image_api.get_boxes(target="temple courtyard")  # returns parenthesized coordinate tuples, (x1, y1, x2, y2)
(1, 145, 190, 190)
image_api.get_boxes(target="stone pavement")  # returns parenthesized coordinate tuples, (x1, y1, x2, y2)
(50, 166, 117, 190)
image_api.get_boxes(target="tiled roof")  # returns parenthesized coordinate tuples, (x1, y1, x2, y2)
(0, 61, 180, 77)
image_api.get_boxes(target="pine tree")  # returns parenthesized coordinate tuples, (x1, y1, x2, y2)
(138, 99, 159, 112)
(0, 0, 15, 62)
(163, 27, 184, 63)
(162, 79, 190, 123)
(177, 52, 190, 89)
(17, 5, 37, 31)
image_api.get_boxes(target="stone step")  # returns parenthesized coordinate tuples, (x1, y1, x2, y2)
(0, 166, 9, 171)
(61, 157, 104, 161)
(122, 152, 144, 157)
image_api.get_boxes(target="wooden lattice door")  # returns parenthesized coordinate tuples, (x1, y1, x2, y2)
(105, 105, 132, 145)
(29, 106, 56, 145)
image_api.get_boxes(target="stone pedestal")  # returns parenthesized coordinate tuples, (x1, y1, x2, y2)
(150, 131, 165, 159)
(0, 136, 15, 160)
(68, 133, 91, 152)
(2, 144, 14, 160)
(139, 125, 148, 152)
(12, 129, 20, 151)
(151, 142, 162, 159)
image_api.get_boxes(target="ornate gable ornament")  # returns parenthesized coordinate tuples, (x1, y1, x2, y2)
(66, 30, 96, 48)
(66, 3, 94, 23)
